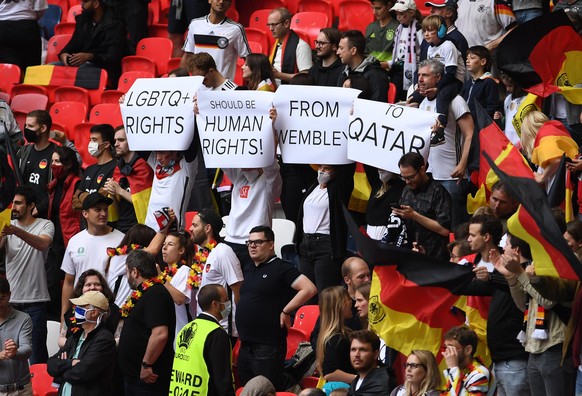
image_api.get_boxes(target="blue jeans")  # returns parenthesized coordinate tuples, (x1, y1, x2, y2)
(576, 367, 582, 396)
(493, 358, 530, 396)
(437, 179, 468, 230)
(514, 8, 543, 24)
(528, 344, 565, 396)
(238, 342, 286, 391)
(11, 302, 47, 364)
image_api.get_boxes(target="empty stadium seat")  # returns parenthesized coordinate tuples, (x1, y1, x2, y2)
(53, 86, 90, 109)
(338, 0, 374, 33)
(292, 305, 320, 337)
(29, 363, 58, 396)
(297, 0, 333, 26)
(244, 28, 270, 56)
(0, 63, 22, 95)
(45, 34, 72, 64)
(238, 0, 286, 28)
(89, 103, 123, 126)
(50, 101, 87, 140)
(11, 84, 49, 98)
(248, 9, 274, 47)
(11, 93, 49, 113)
(118, 70, 155, 93)
(100, 90, 124, 104)
(67, 4, 82, 22)
(54, 22, 76, 35)
(290, 11, 329, 50)
(122, 37, 173, 76)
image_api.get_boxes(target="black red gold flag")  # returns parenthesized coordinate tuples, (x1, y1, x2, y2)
(23, 65, 105, 90)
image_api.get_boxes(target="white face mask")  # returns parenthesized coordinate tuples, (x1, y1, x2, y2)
(219, 300, 232, 320)
(378, 170, 395, 183)
(317, 171, 334, 185)
(242, 170, 260, 184)
(88, 141, 103, 157)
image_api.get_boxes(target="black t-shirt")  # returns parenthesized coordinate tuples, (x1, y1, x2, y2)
(78, 160, 117, 194)
(236, 257, 302, 345)
(322, 333, 356, 377)
(24, 144, 54, 188)
(115, 174, 138, 233)
(118, 283, 176, 388)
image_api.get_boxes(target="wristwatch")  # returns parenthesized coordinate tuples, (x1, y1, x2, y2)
(141, 361, 153, 369)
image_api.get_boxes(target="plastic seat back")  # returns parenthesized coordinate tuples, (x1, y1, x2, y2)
(244, 28, 270, 55)
(136, 37, 173, 76)
(54, 86, 90, 109)
(240, 0, 286, 28)
(118, 70, 155, 93)
(89, 103, 123, 127)
(11, 93, 49, 113)
(272, 218, 296, 258)
(54, 21, 76, 35)
(297, 0, 333, 27)
(292, 305, 319, 337)
(290, 11, 329, 50)
(67, 4, 82, 22)
(50, 101, 87, 140)
(46, 34, 72, 64)
(338, 0, 374, 33)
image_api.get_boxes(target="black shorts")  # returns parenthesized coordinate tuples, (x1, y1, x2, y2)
(167, 0, 210, 34)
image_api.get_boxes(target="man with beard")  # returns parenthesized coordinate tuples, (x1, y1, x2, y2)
(348, 330, 391, 395)
(0, 185, 54, 364)
(308, 28, 344, 87)
(190, 208, 243, 342)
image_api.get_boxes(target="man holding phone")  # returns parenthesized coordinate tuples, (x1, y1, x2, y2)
(393, 152, 452, 260)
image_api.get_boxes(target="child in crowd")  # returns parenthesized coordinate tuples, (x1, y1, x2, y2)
(494, 73, 527, 146)
(418, 15, 465, 147)
(365, 0, 400, 70)
(390, 0, 424, 100)
(460, 46, 501, 118)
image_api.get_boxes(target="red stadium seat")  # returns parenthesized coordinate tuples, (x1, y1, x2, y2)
(338, 0, 374, 33)
(11, 84, 49, 98)
(248, 9, 274, 47)
(0, 92, 9, 102)
(121, 56, 157, 76)
(122, 37, 173, 76)
(11, 93, 49, 113)
(290, 12, 329, 50)
(167, 58, 182, 73)
(66, 4, 82, 22)
(118, 71, 154, 93)
(54, 22, 76, 35)
(13, 110, 27, 132)
(50, 101, 87, 140)
(0, 63, 23, 95)
(30, 363, 59, 396)
(233, 58, 244, 86)
(89, 103, 123, 126)
(292, 305, 319, 337)
(226, 7, 239, 22)
(54, 86, 90, 109)
(73, 122, 97, 168)
(148, 3, 159, 25)
(248, 41, 264, 55)
(237, 0, 286, 27)
(297, 0, 333, 26)
(100, 90, 124, 104)
(148, 23, 169, 38)
(244, 28, 270, 56)
(286, 327, 308, 359)
(46, 34, 72, 64)
(388, 82, 397, 103)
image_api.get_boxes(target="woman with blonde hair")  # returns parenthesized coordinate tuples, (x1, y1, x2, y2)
(520, 110, 579, 188)
(316, 286, 357, 384)
(390, 350, 441, 396)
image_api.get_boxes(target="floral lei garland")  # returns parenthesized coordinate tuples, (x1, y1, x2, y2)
(107, 244, 143, 257)
(120, 240, 217, 317)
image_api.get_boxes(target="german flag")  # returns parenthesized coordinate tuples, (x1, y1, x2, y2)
(23, 65, 104, 90)
(348, 163, 372, 213)
(467, 103, 534, 213)
(511, 93, 542, 137)
(484, 152, 582, 279)
(531, 120, 578, 169)
(547, 154, 575, 222)
(497, 10, 582, 102)
(112, 158, 153, 224)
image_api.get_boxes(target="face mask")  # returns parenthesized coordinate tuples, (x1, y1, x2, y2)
(242, 170, 260, 184)
(219, 300, 232, 320)
(317, 171, 334, 185)
(51, 164, 67, 180)
(378, 170, 395, 183)
(88, 141, 103, 157)
(24, 128, 39, 143)
(74, 306, 88, 324)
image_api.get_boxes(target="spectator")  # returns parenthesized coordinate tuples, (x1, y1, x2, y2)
(72, 124, 117, 211)
(190, 209, 243, 341)
(338, 30, 389, 103)
(236, 225, 316, 390)
(365, 0, 399, 70)
(416, 58, 473, 228)
(0, 185, 54, 364)
(118, 249, 176, 395)
(47, 291, 116, 395)
(61, 193, 124, 321)
(103, 126, 154, 232)
(494, 73, 527, 146)
(0, 278, 33, 394)
(267, 7, 313, 84)
(242, 53, 277, 91)
(308, 28, 344, 87)
(18, 110, 80, 217)
(188, 52, 238, 91)
(0, 0, 47, 71)
(181, 0, 250, 81)
(448, 239, 472, 263)
(297, 164, 355, 295)
(317, 287, 358, 385)
(167, 0, 209, 58)
(366, 168, 406, 244)
(460, 46, 501, 118)
(456, 0, 516, 49)
(467, 214, 503, 272)
(354, 282, 371, 326)
(489, 181, 519, 234)
(564, 220, 582, 257)
(58, 0, 127, 84)
(169, 284, 236, 396)
(240, 375, 276, 396)
(441, 326, 490, 394)
(422, 0, 469, 61)
(390, 350, 440, 396)
(46, 145, 81, 321)
(395, 152, 452, 260)
(347, 330, 392, 395)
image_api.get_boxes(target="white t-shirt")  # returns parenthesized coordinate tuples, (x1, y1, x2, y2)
(199, 243, 244, 335)
(503, 94, 525, 146)
(61, 229, 125, 285)
(0, 0, 47, 21)
(223, 160, 283, 244)
(303, 186, 330, 234)
(457, 0, 514, 47)
(423, 95, 471, 180)
(145, 154, 198, 231)
(107, 254, 131, 307)
(170, 265, 194, 338)
(272, 35, 313, 85)
(427, 40, 465, 83)
(5, 218, 54, 303)
(183, 16, 250, 81)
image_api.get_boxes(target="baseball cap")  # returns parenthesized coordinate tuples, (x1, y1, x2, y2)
(70, 291, 109, 311)
(391, 0, 417, 12)
(425, 0, 458, 9)
(81, 192, 113, 210)
(198, 209, 224, 238)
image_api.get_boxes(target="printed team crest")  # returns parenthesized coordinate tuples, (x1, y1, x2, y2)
(217, 37, 229, 49)
(97, 174, 104, 184)
(239, 185, 250, 198)
(77, 247, 85, 255)
(386, 30, 394, 42)
(178, 322, 197, 350)
(39, 159, 48, 169)
(368, 295, 386, 324)
(205, 263, 211, 273)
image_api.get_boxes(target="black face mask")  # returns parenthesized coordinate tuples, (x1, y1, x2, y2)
(24, 128, 39, 143)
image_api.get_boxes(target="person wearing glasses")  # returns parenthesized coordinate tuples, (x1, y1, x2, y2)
(267, 7, 313, 84)
(390, 350, 440, 396)
(347, 330, 392, 395)
(393, 152, 452, 260)
(308, 28, 344, 87)
(236, 225, 317, 391)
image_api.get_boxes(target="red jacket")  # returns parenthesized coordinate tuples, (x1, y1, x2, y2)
(48, 172, 81, 247)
